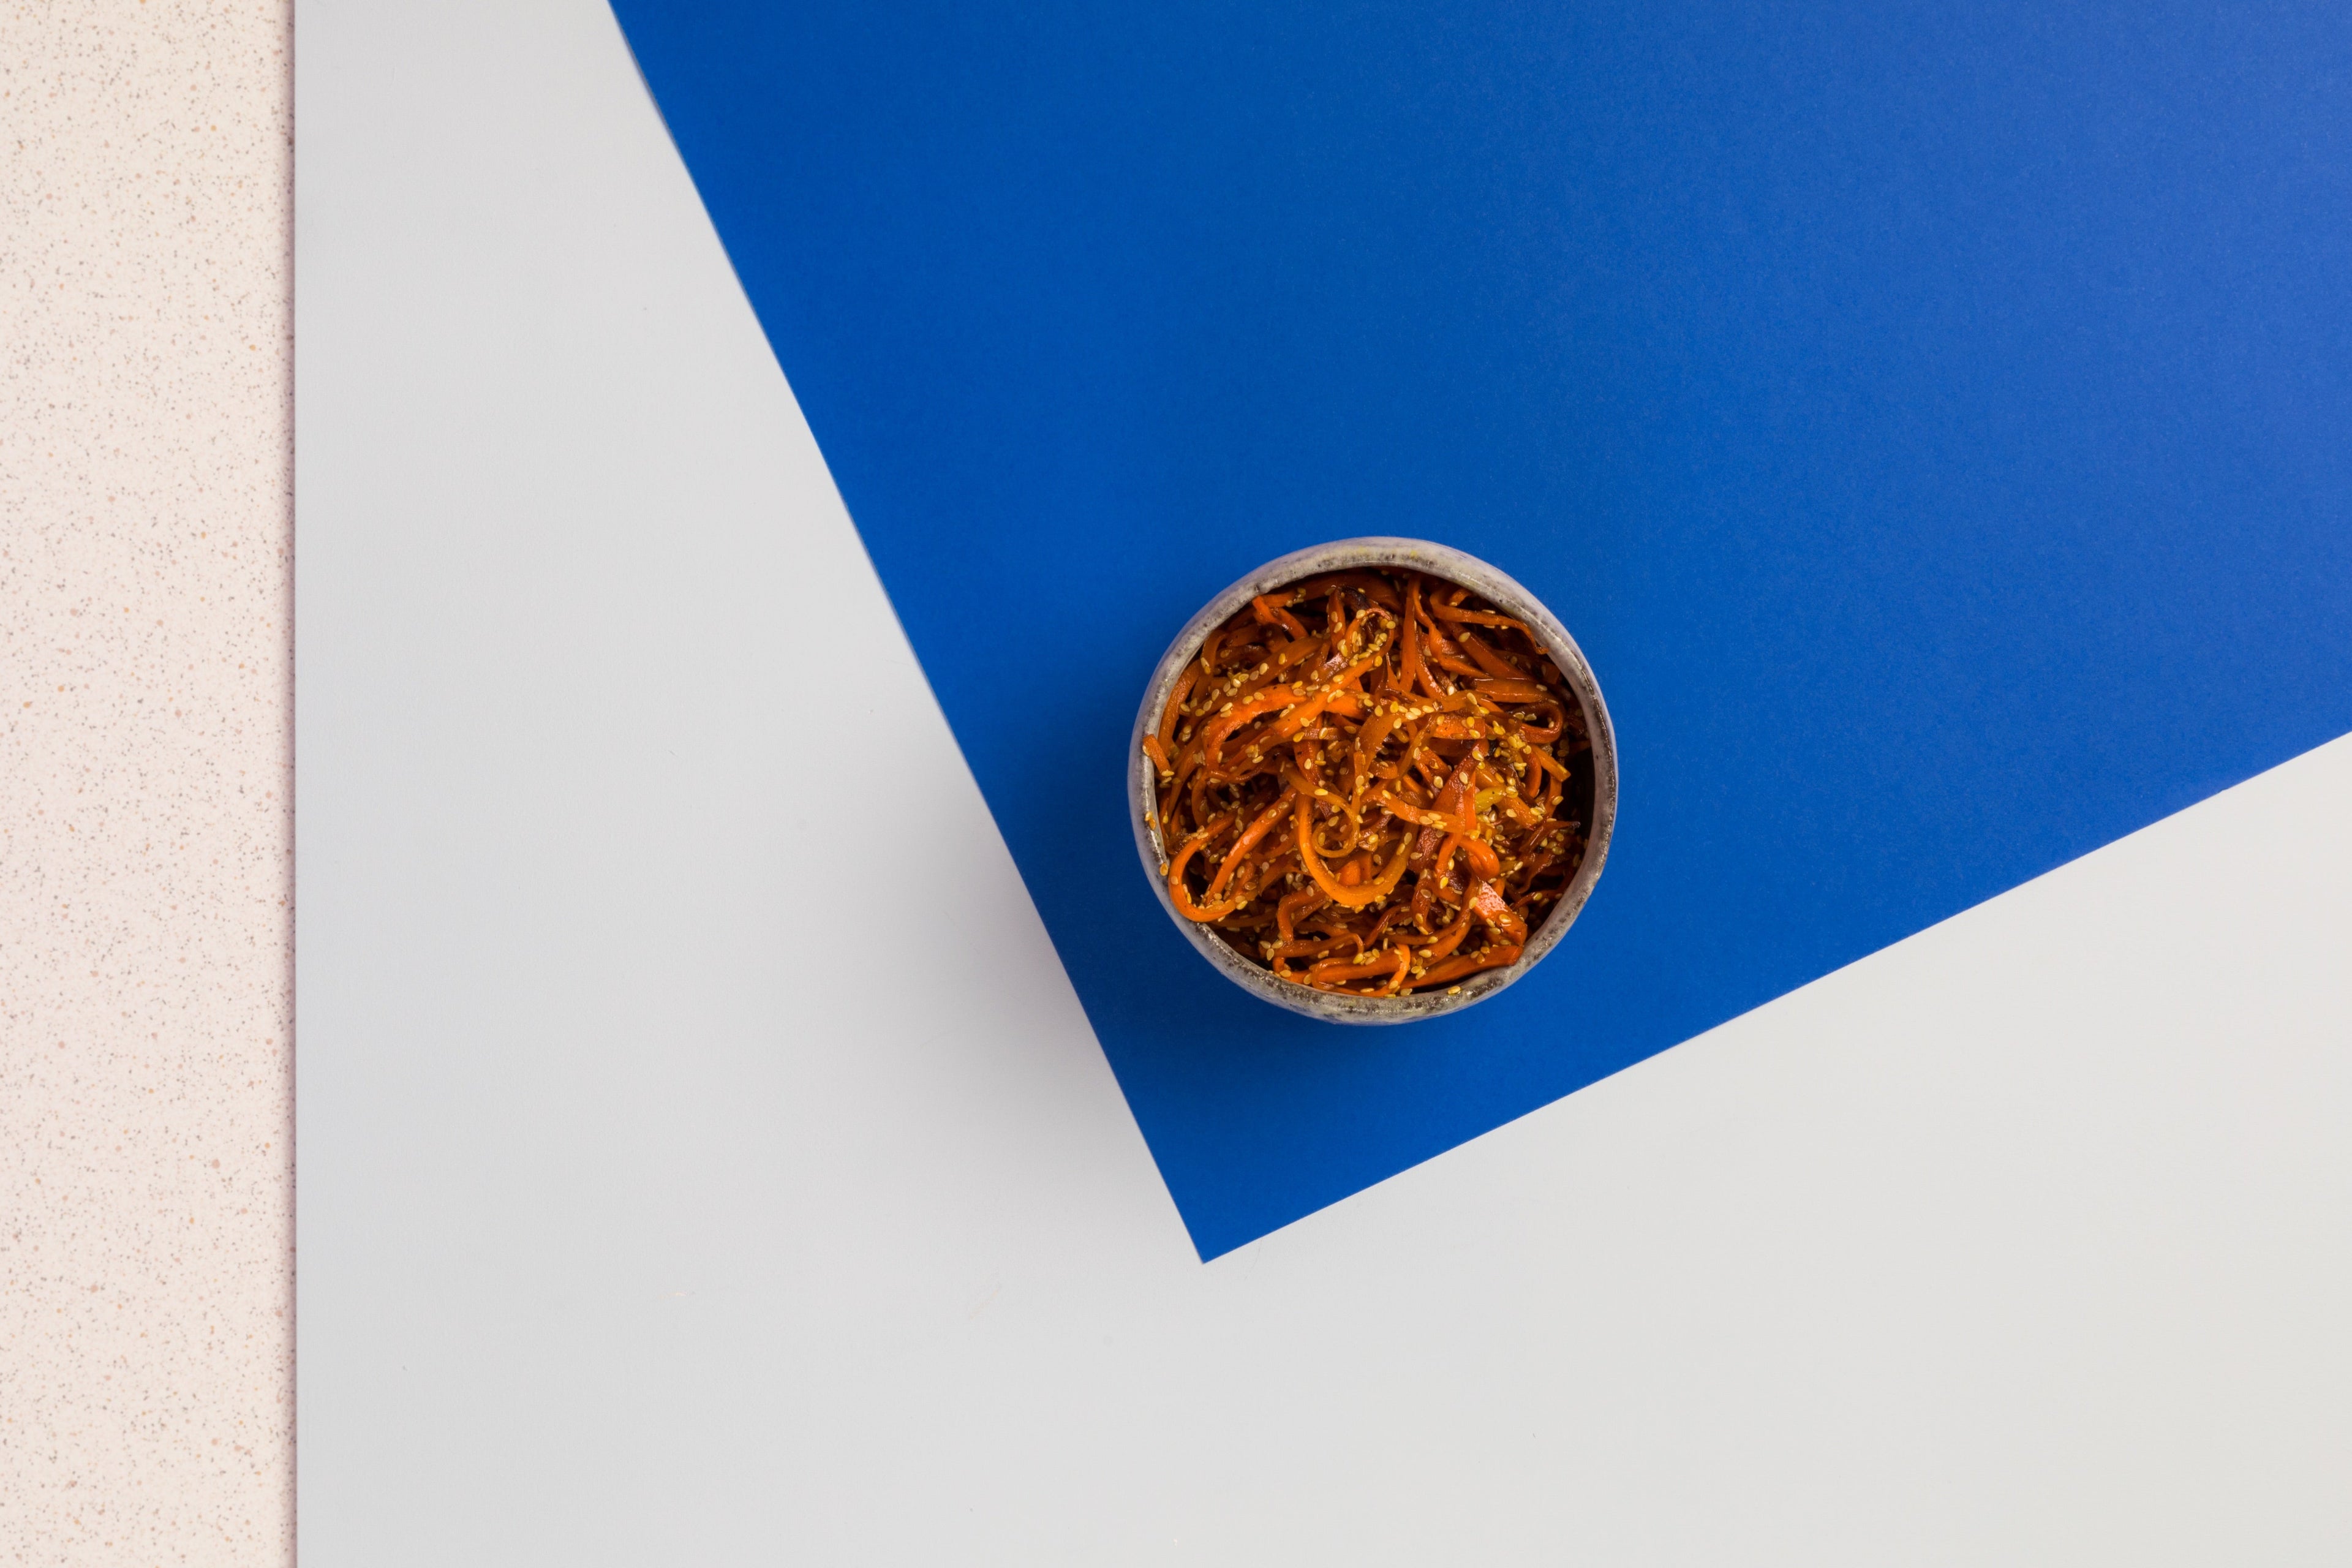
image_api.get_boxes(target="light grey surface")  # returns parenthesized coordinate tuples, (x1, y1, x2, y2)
(297, 2, 2352, 1562)
(1129, 535, 1617, 1022)
(296, 0, 1167, 1553)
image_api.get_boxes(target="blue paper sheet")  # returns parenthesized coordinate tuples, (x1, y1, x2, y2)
(611, 0, 2352, 1257)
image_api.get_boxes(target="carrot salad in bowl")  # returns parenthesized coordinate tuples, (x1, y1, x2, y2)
(1142, 568, 1593, 998)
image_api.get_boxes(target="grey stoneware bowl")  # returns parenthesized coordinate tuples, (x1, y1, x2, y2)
(1129, 537, 1618, 1024)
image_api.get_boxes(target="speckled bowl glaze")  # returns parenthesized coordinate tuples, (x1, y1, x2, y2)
(1131, 537, 1618, 1024)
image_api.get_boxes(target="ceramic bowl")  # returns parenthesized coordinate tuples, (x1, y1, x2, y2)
(1129, 537, 1617, 1024)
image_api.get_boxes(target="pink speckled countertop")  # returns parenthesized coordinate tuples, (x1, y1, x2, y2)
(3, 2, 293, 1561)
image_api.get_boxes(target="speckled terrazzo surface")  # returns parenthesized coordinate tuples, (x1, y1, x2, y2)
(2, 2, 294, 1561)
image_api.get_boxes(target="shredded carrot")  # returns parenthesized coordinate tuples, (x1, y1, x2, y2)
(1152, 567, 1591, 995)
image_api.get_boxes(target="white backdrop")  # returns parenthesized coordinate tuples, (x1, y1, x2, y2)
(295, 2, 2352, 1560)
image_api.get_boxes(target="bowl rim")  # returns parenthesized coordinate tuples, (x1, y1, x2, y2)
(1129, 536, 1618, 1025)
